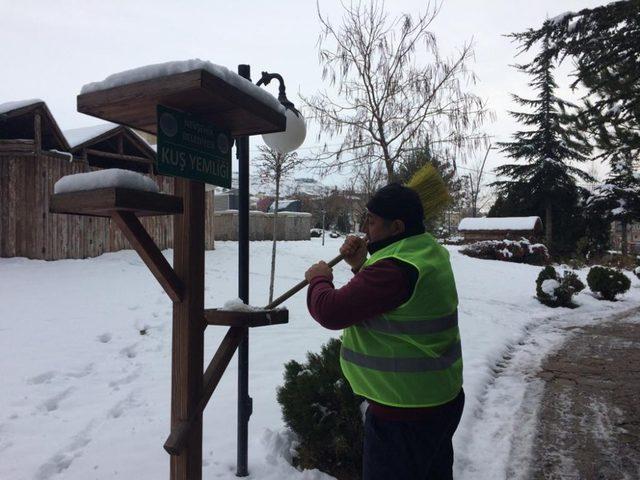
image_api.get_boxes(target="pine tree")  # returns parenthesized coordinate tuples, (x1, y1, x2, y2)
(522, 1, 640, 164)
(493, 29, 592, 253)
(587, 153, 640, 255)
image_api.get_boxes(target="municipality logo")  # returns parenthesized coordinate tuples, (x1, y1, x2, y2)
(159, 112, 178, 137)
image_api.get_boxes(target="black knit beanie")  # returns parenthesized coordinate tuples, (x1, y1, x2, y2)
(366, 183, 425, 231)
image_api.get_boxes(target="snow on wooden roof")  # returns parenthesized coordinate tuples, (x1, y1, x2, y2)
(0, 99, 69, 151)
(458, 216, 542, 231)
(64, 123, 120, 149)
(0, 98, 44, 115)
(80, 59, 285, 115)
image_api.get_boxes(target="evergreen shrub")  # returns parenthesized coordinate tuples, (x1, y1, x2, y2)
(535, 266, 585, 308)
(587, 266, 631, 301)
(276, 338, 363, 480)
(460, 238, 549, 265)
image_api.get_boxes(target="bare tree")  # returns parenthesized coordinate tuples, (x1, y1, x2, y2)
(465, 144, 491, 217)
(303, 0, 490, 182)
(256, 146, 304, 303)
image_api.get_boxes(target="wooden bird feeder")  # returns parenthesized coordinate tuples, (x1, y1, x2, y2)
(49, 66, 288, 480)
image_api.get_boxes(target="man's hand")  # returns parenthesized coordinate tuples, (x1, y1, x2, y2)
(340, 235, 368, 270)
(305, 261, 333, 282)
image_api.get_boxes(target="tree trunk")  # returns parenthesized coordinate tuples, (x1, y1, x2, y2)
(268, 177, 280, 304)
(545, 202, 553, 248)
(621, 219, 628, 256)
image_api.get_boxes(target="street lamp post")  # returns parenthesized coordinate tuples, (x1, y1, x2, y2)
(235, 65, 306, 477)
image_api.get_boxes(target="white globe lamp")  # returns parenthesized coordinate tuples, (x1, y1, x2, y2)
(256, 72, 306, 154)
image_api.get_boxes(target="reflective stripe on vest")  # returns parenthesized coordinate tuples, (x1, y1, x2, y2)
(341, 340, 462, 373)
(361, 310, 458, 335)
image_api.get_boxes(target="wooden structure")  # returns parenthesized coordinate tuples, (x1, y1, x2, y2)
(49, 68, 287, 480)
(457, 216, 543, 243)
(0, 100, 218, 259)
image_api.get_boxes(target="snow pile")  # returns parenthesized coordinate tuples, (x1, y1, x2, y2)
(458, 216, 541, 231)
(64, 124, 119, 149)
(54, 168, 159, 194)
(222, 298, 263, 312)
(80, 59, 284, 115)
(262, 428, 300, 465)
(541, 279, 560, 299)
(0, 98, 43, 114)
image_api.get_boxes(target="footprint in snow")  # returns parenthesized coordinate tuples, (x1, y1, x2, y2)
(120, 344, 137, 359)
(97, 332, 112, 343)
(28, 371, 56, 385)
(39, 387, 75, 413)
(109, 371, 140, 390)
(35, 423, 92, 480)
(66, 363, 94, 379)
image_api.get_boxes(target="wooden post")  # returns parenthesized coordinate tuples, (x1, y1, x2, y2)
(170, 178, 205, 480)
(34, 112, 42, 154)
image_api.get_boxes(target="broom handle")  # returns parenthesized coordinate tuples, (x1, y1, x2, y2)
(264, 253, 345, 310)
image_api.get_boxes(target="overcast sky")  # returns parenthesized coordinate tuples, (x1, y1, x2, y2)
(0, 0, 609, 185)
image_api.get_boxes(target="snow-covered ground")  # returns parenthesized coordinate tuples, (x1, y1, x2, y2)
(1, 238, 638, 480)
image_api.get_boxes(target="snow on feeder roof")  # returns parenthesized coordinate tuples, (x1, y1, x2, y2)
(77, 59, 287, 137)
(458, 216, 542, 232)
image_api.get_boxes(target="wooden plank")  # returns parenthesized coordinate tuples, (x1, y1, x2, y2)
(111, 211, 183, 302)
(164, 326, 243, 455)
(77, 69, 286, 137)
(170, 178, 205, 480)
(85, 148, 154, 164)
(49, 187, 183, 218)
(7, 158, 16, 257)
(0, 157, 6, 256)
(204, 309, 288, 328)
(0, 139, 36, 154)
(34, 113, 42, 154)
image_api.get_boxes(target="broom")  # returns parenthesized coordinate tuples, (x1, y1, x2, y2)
(264, 163, 450, 310)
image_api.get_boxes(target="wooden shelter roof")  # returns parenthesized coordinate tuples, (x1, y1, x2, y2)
(64, 124, 156, 173)
(0, 100, 69, 151)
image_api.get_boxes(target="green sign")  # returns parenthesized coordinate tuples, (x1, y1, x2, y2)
(156, 105, 232, 188)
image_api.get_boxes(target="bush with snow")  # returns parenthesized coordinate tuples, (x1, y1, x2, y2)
(276, 338, 363, 480)
(634, 266, 640, 280)
(460, 238, 549, 265)
(535, 266, 585, 308)
(587, 266, 631, 301)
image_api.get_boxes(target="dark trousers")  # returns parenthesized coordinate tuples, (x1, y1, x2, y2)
(362, 390, 465, 480)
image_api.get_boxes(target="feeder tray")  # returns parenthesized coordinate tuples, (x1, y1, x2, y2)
(49, 187, 183, 217)
(204, 308, 289, 328)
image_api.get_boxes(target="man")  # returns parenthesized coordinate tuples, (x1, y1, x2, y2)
(305, 183, 464, 480)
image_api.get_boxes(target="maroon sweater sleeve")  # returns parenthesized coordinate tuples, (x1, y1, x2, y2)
(306, 259, 413, 330)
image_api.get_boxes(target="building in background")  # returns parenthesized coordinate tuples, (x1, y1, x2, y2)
(457, 216, 543, 243)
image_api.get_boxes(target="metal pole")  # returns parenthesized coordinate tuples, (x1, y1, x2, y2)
(236, 64, 251, 477)
(321, 210, 326, 246)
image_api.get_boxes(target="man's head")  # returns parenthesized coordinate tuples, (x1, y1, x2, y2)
(364, 183, 425, 243)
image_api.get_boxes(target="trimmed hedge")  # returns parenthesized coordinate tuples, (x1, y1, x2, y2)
(276, 339, 363, 480)
(460, 238, 549, 265)
(587, 266, 631, 301)
(535, 266, 585, 308)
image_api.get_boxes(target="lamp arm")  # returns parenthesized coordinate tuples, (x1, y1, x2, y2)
(256, 71, 301, 117)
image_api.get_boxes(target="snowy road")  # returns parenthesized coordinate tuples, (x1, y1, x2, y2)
(1, 238, 639, 479)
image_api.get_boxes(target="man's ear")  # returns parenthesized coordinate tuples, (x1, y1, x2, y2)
(391, 219, 405, 236)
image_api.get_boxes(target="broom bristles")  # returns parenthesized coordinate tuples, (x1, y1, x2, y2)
(405, 163, 451, 220)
